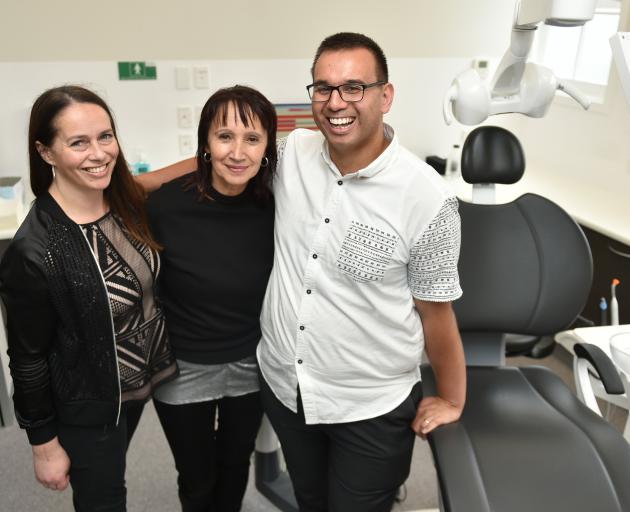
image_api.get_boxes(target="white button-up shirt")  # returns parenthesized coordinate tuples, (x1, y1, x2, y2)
(258, 126, 462, 424)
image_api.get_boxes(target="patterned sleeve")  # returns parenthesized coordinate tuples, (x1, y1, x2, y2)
(408, 196, 462, 301)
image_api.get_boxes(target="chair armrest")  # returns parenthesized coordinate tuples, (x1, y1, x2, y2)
(428, 423, 492, 512)
(574, 343, 624, 394)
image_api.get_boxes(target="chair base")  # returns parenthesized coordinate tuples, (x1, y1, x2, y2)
(505, 334, 556, 359)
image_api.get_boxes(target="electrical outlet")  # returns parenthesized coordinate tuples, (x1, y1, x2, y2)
(179, 135, 194, 156)
(177, 106, 193, 129)
(193, 66, 209, 89)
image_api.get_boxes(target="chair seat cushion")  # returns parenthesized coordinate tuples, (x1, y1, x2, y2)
(424, 366, 630, 512)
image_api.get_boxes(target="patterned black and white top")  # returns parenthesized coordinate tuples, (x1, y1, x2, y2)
(259, 125, 462, 424)
(81, 213, 177, 403)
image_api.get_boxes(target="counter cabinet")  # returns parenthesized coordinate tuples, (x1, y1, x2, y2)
(580, 225, 630, 326)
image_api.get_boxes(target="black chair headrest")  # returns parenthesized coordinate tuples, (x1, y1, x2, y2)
(461, 126, 525, 184)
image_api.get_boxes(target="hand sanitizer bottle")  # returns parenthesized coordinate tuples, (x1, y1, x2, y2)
(133, 151, 150, 175)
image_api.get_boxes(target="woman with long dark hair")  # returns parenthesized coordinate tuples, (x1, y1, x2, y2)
(0, 85, 177, 511)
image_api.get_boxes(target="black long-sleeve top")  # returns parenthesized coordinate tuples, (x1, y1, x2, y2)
(146, 176, 274, 364)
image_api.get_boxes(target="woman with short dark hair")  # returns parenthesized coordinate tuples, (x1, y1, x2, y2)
(146, 85, 277, 512)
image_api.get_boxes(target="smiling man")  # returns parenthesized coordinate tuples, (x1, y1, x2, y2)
(257, 33, 466, 512)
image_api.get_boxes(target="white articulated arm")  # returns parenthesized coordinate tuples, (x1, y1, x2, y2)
(557, 80, 591, 109)
(443, 0, 596, 126)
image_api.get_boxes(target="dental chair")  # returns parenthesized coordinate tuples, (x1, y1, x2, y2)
(423, 125, 630, 512)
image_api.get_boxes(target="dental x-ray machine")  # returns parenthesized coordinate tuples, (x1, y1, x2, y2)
(443, 0, 596, 126)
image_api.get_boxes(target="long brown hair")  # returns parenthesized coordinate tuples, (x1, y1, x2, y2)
(28, 85, 159, 249)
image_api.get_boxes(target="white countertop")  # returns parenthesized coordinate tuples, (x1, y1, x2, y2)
(445, 172, 630, 247)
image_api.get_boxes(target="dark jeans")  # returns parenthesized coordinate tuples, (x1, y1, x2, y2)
(57, 402, 144, 512)
(260, 376, 423, 512)
(154, 392, 264, 512)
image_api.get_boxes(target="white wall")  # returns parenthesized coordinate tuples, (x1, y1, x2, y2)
(0, 0, 517, 184)
(0, 57, 473, 180)
(2, 0, 629, 240)
(0, 1, 514, 61)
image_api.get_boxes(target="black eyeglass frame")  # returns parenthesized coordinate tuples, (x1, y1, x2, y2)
(306, 81, 387, 102)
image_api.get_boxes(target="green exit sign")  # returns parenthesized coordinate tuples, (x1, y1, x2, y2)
(118, 62, 157, 80)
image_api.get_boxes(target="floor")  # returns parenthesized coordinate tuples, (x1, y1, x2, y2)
(0, 345, 627, 511)
(0, 397, 440, 512)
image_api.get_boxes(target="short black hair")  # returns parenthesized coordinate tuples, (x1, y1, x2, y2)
(311, 32, 388, 82)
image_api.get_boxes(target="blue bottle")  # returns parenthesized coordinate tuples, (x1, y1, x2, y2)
(133, 152, 150, 175)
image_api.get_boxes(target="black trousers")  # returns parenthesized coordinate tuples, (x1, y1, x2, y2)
(261, 376, 423, 512)
(153, 392, 264, 512)
(57, 402, 144, 512)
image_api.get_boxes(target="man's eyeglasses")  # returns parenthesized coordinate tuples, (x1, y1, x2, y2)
(306, 81, 386, 102)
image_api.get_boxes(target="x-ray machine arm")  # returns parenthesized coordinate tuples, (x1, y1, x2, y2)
(444, 0, 597, 125)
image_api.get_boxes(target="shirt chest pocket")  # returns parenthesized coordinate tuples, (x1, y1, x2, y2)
(335, 220, 399, 283)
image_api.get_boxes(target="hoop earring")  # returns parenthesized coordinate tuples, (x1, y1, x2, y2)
(203, 152, 212, 162)
(260, 156, 269, 168)
(51, 165, 56, 179)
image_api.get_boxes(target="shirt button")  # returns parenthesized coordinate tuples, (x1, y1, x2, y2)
(312, 254, 318, 259)
(299, 325, 305, 331)
(297, 359, 303, 364)
(306, 289, 312, 294)
(337, 180, 343, 186)
(324, 218, 330, 223)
